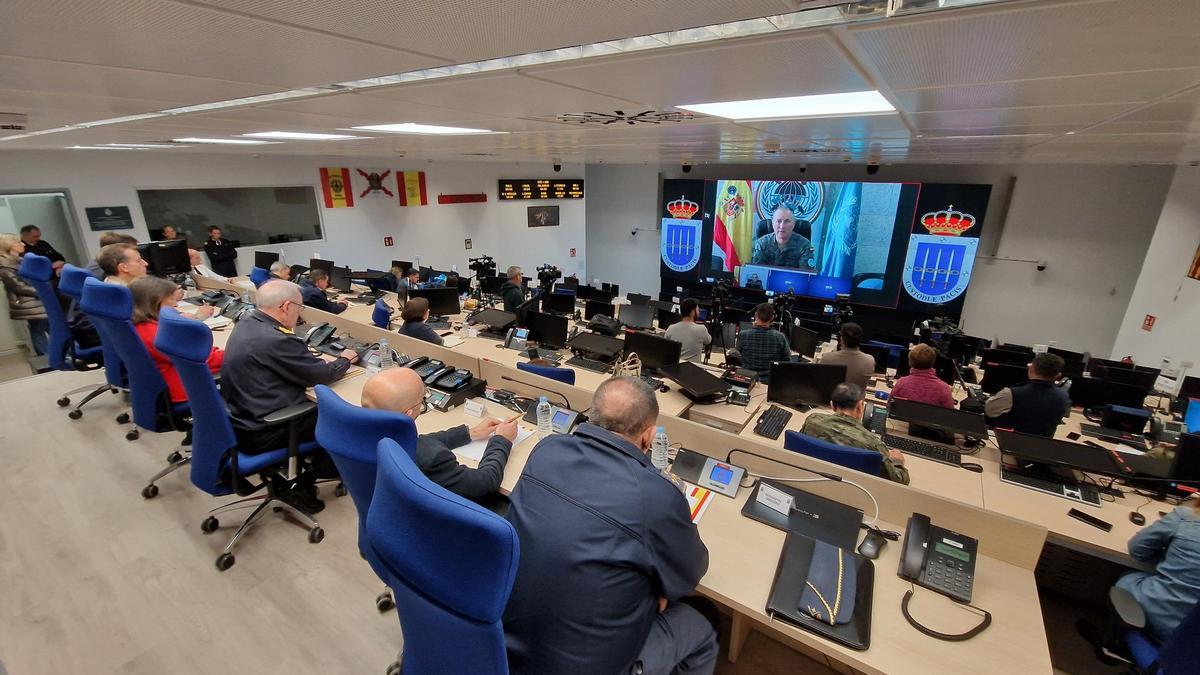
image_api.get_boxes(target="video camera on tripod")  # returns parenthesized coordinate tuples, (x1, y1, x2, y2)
(830, 293, 854, 330)
(468, 255, 496, 278)
(536, 264, 562, 291)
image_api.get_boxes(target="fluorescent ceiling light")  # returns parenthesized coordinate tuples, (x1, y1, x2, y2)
(173, 137, 276, 145)
(243, 131, 366, 141)
(67, 145, 142, 150)
(349, 123, 498, 135)
(102, 142, 186, 148)
(678, 91, 896, 121)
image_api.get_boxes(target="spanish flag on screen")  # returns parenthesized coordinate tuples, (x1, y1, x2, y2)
(398, 171, 429, 206)
(713, 180, 754, 272)
(320, 167, 354, 208)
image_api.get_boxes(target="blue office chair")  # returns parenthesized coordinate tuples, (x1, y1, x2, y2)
(249, 266, 270, 287)
(368, 437, 519, 675)
(56, 264, 123, 420)
(1106, 586, 1200, 674)
(315, 385, 418, 612)
(19, 254, 103, 373)
(372, 298, 394, 329)
(784, 430, 884, 477)
(81, 278, 192, 496)
(517, 361, 576, 385)
(155, 309, 326, 571)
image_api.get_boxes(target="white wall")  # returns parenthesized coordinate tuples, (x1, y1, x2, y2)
(1112, 163, 1200, 367)
(0, 151, 588, 279)
(586, 162, 1175, 356)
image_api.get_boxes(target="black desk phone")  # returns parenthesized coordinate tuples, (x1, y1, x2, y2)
(305, 322, 336, 347)
(899, 513, 978, 603)
(431, 368, 472, 390)
(407, 357, 445, 380)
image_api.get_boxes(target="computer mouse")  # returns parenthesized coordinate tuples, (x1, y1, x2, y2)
(857, 530, 886, 560)
(1130, 511, 1146, 526)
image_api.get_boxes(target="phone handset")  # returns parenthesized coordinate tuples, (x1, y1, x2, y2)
(898, 512, 991, 641)
(305, 322, 335, 347)
(898, 512, 931, 581)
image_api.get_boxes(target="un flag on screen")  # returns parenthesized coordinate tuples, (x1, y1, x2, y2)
(661, 218, 702, 273)
(902, 234, 979, 304)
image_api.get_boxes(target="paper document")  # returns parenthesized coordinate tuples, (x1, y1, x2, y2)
(684, 483, 715, 524)
(455, 427, 535, 462)
(443, 335, 465, 348)
(204, 316, 232, 329)
(1114, 444, 1146, 456)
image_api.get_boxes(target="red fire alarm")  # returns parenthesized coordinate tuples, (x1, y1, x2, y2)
(1142, 314, 1156, 331)
(384, 236, 394, 247)
(569, 248, 576, 258)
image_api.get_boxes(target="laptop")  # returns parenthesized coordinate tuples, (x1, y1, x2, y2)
(740, 480, 863, 549)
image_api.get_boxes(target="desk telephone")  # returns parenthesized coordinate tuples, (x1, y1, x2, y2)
(305, 322, 336, 348)
(898, 513, 991, 640)
(431, 368, 473, 391)
(503, 327, 529, 351)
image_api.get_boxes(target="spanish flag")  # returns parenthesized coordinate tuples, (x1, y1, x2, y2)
(398, 171, 429, 206)
(713, 180, 754, 272)
(320, 167, 354, 208)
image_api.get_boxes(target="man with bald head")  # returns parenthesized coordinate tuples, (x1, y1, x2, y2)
(362, 367, 516, 503)
(220, 280, 358, 512)
(504, 377, 716, 675)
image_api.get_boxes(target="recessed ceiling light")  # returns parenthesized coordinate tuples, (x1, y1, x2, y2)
(242, 131, 365, 140)
(173, 137, 276, 145)
(101, 143, 186, 148)
(677, 91, 896, 121)
(349, 123, 498, 135)
(67, 145, 142, 150)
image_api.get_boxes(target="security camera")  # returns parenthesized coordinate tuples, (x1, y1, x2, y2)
(866, 163, 879, 175)
(681, 163, 692, 174)
(1037, 261, 1047, 271)
(631, 229, 638, 237)
(553, 162, 562, 172)
(798, 165, 807, 173)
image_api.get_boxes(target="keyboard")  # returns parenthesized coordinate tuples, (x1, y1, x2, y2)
(883, 434, 962, 466)
(427, 320, 451, 330)
(754, 405, 793, 440)
(640, 375, 664, 391)
(533, 347, 563, 363)
(565, 355, 611, 374)
(1000, 468, 1102, 507)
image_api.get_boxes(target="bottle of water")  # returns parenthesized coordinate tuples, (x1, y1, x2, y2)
(241, 290, 252, 305)
(651, 426, 669, 470)
(379, 338, 394, 369)
(536, 396, 553, 435)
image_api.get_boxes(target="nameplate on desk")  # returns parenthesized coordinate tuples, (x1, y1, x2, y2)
(756, 482, 794, 516)
(464, 399, 485, 418)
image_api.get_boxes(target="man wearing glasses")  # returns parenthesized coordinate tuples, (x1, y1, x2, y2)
(220, 280, 358, 513)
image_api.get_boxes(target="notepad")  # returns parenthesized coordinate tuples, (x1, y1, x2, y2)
(684, 483, 714, 524)
(442, 336, 465, 348)
(455, 427, 535, 462)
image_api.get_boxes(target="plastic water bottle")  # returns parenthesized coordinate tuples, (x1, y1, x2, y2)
(536, 396, 553, 435)
(241, 290, 252, 305)
(651, 426, 669, 470)
(379, 338, 394, 369)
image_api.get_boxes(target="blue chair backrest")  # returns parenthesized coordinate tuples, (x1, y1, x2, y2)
(516, 361, 576, 385)
(784, 430, 885, 476)
(249, 266, 270, 287)
(62, 264, 123, 386)
(18, 254, 70, 370)
(80, 277, 168, 430)
(371, 298, 392, 329)
(1156, 598, 1200, 673)
(155, 308, 238, 496)
(314, 385, 417, 569)
(368, 437, 518, 675)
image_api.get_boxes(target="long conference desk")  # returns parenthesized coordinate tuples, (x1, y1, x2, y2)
(191, 276, 1163, 675)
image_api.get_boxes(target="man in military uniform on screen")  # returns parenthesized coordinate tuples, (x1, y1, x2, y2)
(750, 204, 816, 271)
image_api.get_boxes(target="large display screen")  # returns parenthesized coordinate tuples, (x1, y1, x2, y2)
(659, 178, 991, 312)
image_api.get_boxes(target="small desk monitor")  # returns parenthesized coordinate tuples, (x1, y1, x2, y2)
(392, 260, 413, 273)
(567, 331, 625, 359)
(888, 398, 988, 438)
(1068, 376, 1149, 409)
(585, 300, 615, 321)
(767, 363, 847, 408)
(254, 250, 280, 269)
(980, 363, 1029, 394)
(627, 293, 651, 306)
(409, 287, 460, 316)
(995, 429, 1125, 478)
(328, 265, 352, 293)
(479, 275, 503, 295)
(789, 325, 821, 359)
(419, 266, 433, 282)
(623, 330, 681, 369)
(1172, 433, 1200, 484)
(1173, 377, 1200, 414)
(309, 258, 334, 273)
(657, 310, 681, 331)
(543, 292, 576, 316)
(468, 308, 516, 331)
(525, 310, 568, 349)
(514, 297, 539, 327)
(619, 303, 655, 330)
(1187, 399, 1200, 434)
(1098, 368, 1159, 390)
(981, 348, 1030, 368)
(658, 361, 730, 399)
(859, 343, 891, 374)
(560, 276, 579, 290)
(144, 239, 190, 276)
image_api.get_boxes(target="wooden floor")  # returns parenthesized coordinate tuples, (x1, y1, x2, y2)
(0, 369, 840, 674)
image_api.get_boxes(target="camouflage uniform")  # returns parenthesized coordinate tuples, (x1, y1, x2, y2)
(800, 412, 911, 485)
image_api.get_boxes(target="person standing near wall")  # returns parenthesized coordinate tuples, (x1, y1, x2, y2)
(0, 233, 50, 355)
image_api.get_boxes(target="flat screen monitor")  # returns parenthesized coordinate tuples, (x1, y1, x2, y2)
(658, 361, 730, 398)
(999, 343, 1034, 355)
(575, 284, 598, 301)
(254, 250, 280, 269)
(585, 300, 615, 321)
(542, 292, 576, 315)
(888, 398, 987, 438)
(392, 260, 412, 272)
(1187, 399, 1200, 434)
(289, 264, 308, 279)
(479, 275, 503, 295)
(896, 348, 911, 378)
(948, 334, 984, 365)
(619, 303, 655, 329)
(995, 429, 1125, 478)
(790, 325, 821, 359)
(308, 258, 334, 273)
(658, 310, 681, 331)
(859, 344, 891, 374)
(623, 330, 681, 369)
(144, 239, 190, 276)
(981, 348, 1030, 368)
(722, 306, 751, 326)
(1173, 377, 1200, 414)
(1068, 376, 1148, 409)
(627, 293, 651, 305)
(980, 363, 1028, 395)
(409, 287, 460, 316)
(525, 311, 568, 349)
(1048, 346, 1086, 366)
(328, 265, 352, 293)
(601, 282, 620, 297)
(871, 333, 911, 349)
(567, 331, 625, 358)
(560, 276, 579, 289)
(552, 283, 577, 296)
(468, 308, 516, 331)
(731, 286, 768, 305)
(800, 319, 833, 340)
(767, 363, 847, 408)
(514, 297, 539, 327)
(419, 266, 433, 282)
(1099, 368, 1159, 390)
(1088, 357, 1134, 377)
(1172, 433, 1200, 484)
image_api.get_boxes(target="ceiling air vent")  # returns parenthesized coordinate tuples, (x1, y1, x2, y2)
(556, 110, 694, 126)
(0, 113, 29, 131)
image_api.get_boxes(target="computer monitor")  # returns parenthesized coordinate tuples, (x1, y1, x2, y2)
(948, 334, 985, 365)
(888, 398, 988, 438)
(309, 258, 334, 273)
(1172, 433, 1200, 484)
(730, 286, 768, 305)
(995, 429, 1125, 478)
(1068, 376, 1149, 409)
(896, 348, 911, 378)
(1187, 399, 1200, 434)
(688, 282, 714, 299)
(627, 293, 651, 305)
(722, 306, 751, 326)
(999, 343, 1034, 356)
(542, 292, 575, 316)
(419, 266, 433, 282)
(514, 297, 539, 327)
(409, 287, 460, 316)
(589, 288, 614, 304)
(1172, 377, 1200, 415)
(600, 282, 620, 297)
(392, 260, 412, 272)
(585, 300, 615, 321)
(525, 310, 568, 349)
(767, 363, 847, 408)
(575, 284, 597, 301)
(560, 276, 579, 290)
(478, 275, 503, 295)
(981, 348, 1031, 368)
(980, 363, 1029, 395)
(328, 265, 352, 293)
(1088, 357, 1134, 377)
(144, 239, 190, 276)
(1098, 367, 1159, 390)
(619, 303, 655, 330)
(567, 331, 625, 359)
(657, 361, 730, 399)
(623, 330, 681, 369)
(800, 319, 833, 340)
(657, 310, 681, 331)
(859, 344, 891, 374)
(468, 308, 516, 331)
(790, 325, 821, 359)
(552, 283, 577, 297)
(289, 264, 308, 279)
(254, 250, 280, 269)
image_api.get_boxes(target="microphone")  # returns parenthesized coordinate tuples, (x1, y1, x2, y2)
(501, 375, 572, 409)
(727, 448, 843, 482)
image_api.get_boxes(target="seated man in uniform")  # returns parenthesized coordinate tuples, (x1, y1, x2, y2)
(220, 280, 358, 512)
(300, 269, 347, 315)
(504, 377, 717, 675)
(749, 204, 816, 271)
(985, 352, 1070, 437)
(801, 383, 910, 484)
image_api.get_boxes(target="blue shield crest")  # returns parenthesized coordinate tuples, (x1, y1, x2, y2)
(902, 234, 979, 304)
(661, 218, 702, 272)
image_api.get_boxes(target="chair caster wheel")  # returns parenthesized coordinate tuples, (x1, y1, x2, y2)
(376, 591, 395, 613)
(334, 483, 348, 498)
(308, 527, 325, 544)
(386, 662, 401, 675)
(116, 412, 130, 424)
(167, 451, 183, 464)
(215, 553, 235, 571)
(141, 484, 159, 499)
(68, 409, 82, 420)
(201, 516, 219, 533)
(126, 429, 140, 441)
(57, 397, 70, 407)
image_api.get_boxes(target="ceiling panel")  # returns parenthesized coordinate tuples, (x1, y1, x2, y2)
(908, 103, 1135, 131)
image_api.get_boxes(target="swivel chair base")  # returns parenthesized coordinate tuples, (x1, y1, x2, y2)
(58, 382, 118, 420)
(141, 449, 191, 499)
(199, 475, 324, 571)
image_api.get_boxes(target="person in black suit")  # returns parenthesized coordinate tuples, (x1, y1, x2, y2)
(202, 225, 238, 277)
(19, 225, 66, 272)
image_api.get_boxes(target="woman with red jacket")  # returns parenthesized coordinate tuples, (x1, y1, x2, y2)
(130, 276, 223, 402)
